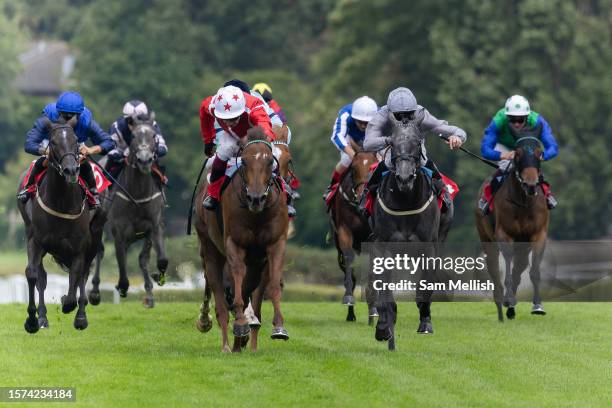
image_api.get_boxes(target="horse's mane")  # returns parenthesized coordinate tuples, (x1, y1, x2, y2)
(247, 126, 267, 142)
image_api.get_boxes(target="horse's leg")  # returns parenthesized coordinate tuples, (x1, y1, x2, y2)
(139, 238, 155, 308)
(365, 266, 379, 326)
(511, 243, 530, 296)
(114, 237, 130, 297)
(482, 243, 503, 321)
(266, 238, 289, 340)
(151, 222, 168, 286)
(74, 256, 89, 330)
(416, 243, 435, 334)
(88, 244, 104, 306)
(530, 232, 547, 315)
(250, 274, 268, 352)
(24, 239, 43, 333)
(196, 281, 213, 333)
(496, 230, 516, 319)
(36, 261, 48, 328)
(337, 225, 356, 321)
(226, 237, 250, 347)
(62, 255, 84, 314)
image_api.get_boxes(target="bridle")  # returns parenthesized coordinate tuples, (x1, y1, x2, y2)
(127, 123, 158, 168)
(235, 139, 280, 209)
(340, 151, 372, 207)
(47, 125, 80, 175)
(513, 136, 542, 193)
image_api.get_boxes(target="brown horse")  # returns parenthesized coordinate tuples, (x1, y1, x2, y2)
(329, 141, 379, 323)
(194, 127, 289, 352)
(476, 135, 549, 321)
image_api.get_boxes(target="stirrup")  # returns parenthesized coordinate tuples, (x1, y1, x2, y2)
(478, 197, 489, 215)
(546, 195, 558, 210)
(288, 204, 297, 217)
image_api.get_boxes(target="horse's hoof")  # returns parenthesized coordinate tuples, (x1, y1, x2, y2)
(142, 296, 155, 309)
(152, 273, 166, 287)
(196, 316, 213, 333)
(270, 327, 289, 340)
(233, 322, 251, 338)
(417, 317, 433, 334)
(240, 335, 249, 348)
(88, 290, 101, 306)
(346, 314, 356, 322)
(157, 258, 168, 274)
(531, 304, 546, 315)
(375, 327, 392, 342)
(342, 295, 355, 305)
(38, 317, 49, 329)
(222, 345, 232, 353)
(115, 285, 128, 298)
(369, 307, 379, 317)
(506, 306, 516, 320)
(24, 316, 39, 334)
(245, 310, 261, 329)
(61, 296, 77, 314)
(74, 316, 88, 330)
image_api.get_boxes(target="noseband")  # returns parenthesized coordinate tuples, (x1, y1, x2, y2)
(237, 139, 278, 206)
(47, 125, 80, 175)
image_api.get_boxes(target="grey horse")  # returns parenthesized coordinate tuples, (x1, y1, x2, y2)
(89, 113, 168, 307)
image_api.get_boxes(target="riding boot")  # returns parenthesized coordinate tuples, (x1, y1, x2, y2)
(478, 169, 504, 216)
(17, 156, 47, 203)
(358, 162, 387, 217)
(283, 179, 297, 217)
(539, 175, 558, 209)
(203, 156, 227, 211)
(80, 161, 100, 208)
(323, 169, 342, 200)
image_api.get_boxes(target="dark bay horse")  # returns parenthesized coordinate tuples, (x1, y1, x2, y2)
(89, 113, 168, 307)
(476, 135, 549, 321)
(329, 143, 379, 323)
(370, 121, 451, 350)
(17, 116, 105, 332)
(195, 127, 289, 353)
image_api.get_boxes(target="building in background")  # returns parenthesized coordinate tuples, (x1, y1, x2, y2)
(13, 41, 74, 96)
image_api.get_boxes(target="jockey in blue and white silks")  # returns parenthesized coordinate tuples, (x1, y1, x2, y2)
(323, 96, 378, 199)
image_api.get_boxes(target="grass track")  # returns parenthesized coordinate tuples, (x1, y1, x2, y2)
(1, 302, 611, 407)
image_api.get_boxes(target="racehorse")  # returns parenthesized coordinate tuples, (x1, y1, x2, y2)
(369, 121, 452, 350)
(17, 116, 105, 332)
(194, 126, 289, 353)
(89, 113, 168, 308)
(329, 141, 379, 323)
(476, 133, 549, 321)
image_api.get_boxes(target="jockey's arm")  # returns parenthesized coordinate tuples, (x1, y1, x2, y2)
(249, 104, 275, 141)
(420, 108, 467, 148)
(87, 118, 115, 155)
(331, 110, 353, 155)
(107, 121, 128, 160)
(152, 122, 168, 157)
(481, 120, 503, 161)
(24, 117, 51, 156)
(363, 108, 391, 152)
(200, 96, 217, 145)
(538, 116, 558, 160)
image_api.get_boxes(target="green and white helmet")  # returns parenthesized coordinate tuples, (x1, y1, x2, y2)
(504, 95, 530, 116)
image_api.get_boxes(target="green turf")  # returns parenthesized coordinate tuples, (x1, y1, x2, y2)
(1, 302, 611, 407)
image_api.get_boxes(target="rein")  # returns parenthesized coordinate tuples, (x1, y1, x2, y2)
(234, 139, 281, 210)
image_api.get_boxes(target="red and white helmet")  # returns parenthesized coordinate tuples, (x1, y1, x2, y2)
(213, 85, 246, 119)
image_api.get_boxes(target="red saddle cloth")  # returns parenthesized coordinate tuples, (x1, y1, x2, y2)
(483, 178, 551, 212)
(21, 161, 111, 199)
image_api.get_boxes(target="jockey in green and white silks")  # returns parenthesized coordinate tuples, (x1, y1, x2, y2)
(478, 95, 559, 214)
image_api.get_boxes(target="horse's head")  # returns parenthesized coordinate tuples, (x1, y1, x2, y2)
(348, 139, 377, 197)
(390, 121, 423, 193)
(128, 112, 157, 174)
(45, 116, 80, 184)
(514, 136, 543, 196)
(240, 127, 275, 213)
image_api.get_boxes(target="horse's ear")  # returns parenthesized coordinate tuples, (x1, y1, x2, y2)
(67, 114, 78, 128)
(41, 117, 53, 132)
(534, 147, 543, 160)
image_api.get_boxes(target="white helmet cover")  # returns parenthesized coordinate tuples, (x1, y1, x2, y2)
(351, 96, 378, 122)
(387, 87, 417, 113)
(505, 95, 530, 116)
(213, 85, 246, 119)
(123, 100, 149, 117)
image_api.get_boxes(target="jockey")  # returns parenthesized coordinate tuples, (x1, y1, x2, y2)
(323, 96, 378, 199)
(200, 85, 295, 215)
(106, 100, 168, 183)
(478, 95, 558, 214)
(17, 91, 115, 208)
(252, 82, 286, 124)
(361, 87, 466, 212)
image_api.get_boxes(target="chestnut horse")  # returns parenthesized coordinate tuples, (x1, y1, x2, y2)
(329, 141, 379, 323)
(476, 135, 549, 321)
(194, 127, 289, 352)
